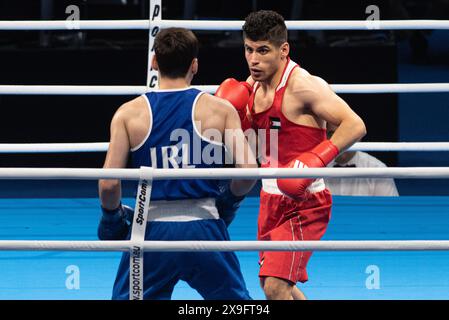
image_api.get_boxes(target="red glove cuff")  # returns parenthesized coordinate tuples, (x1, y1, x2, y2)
(311, 140, 340, 166)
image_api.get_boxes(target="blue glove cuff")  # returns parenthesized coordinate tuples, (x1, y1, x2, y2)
(100, 203, 125, 224)
(98, 203, 133, 240)
(216, 183, 246, 227)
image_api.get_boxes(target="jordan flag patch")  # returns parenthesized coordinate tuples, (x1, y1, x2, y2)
(270, 117, 281, 129)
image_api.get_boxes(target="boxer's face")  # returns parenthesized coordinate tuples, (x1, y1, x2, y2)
(244, 38, 289, 82)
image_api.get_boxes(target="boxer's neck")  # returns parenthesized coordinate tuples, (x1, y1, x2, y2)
(259, 58, 288, 92)
(158, 77, 190, 90)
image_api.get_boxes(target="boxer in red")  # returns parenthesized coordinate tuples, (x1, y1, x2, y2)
(216, 10, 366, 300)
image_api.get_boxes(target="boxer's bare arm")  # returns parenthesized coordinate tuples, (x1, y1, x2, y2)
(197, 94, 257, 196)
(196, 94, 256, 166)
(99, 101, 136, 210)
(291, 74, 366, 152)
(221, 98, 257, 165)
(223, 99, 258, 196)
(195, 94, 227, 134)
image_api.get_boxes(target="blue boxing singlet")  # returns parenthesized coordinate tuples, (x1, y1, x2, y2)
(111, 87, 251, 300)
(131, 87, 225, 201)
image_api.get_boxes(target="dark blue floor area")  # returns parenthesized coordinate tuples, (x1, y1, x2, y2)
(397, 30, 449, 196)
(1, 196, 449, 300)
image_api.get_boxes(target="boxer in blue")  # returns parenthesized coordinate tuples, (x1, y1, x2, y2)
(98, 27, 257, 300)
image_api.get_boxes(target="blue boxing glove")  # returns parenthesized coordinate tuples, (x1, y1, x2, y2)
(215, 182, 246, 227)
(97, 203, 133, 240)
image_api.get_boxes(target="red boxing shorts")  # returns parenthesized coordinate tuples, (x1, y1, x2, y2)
(258, 179, 332, 284)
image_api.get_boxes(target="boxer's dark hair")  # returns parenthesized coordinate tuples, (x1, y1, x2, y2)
(154, 28, 199, 78)
(243, 10, 287, 46)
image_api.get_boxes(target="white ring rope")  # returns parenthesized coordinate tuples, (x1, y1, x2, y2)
(351, 142, 449, 152)
(1, 19, 449, 31)
(0, 143, 109, 153)
(0, 85, 147, 95)
(0, 167, 449, 180)
(0, 240, 448, 251)
(197, 84, 449, 94)
(1, 83, 449, 95)
(1, 142, 449, 153)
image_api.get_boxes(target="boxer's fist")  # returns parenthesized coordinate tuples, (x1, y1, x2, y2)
(277, 140, 339, 201)
(215, 181, 246, 227)
(98, 204, 133, 240)
(215, 78, 252, 115)
(215, 78, 252, 130)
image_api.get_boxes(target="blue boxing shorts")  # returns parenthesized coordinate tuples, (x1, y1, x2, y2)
(111, 199, 251, 300)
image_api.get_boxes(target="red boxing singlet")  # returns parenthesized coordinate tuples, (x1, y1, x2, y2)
(248, 58, 333, 284)
(248, 58, 327, 169)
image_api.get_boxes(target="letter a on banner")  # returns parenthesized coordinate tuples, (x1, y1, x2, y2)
(147, 0, 162, 89)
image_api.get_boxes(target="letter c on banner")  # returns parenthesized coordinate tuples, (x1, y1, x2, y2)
(149, 76, 158, 88)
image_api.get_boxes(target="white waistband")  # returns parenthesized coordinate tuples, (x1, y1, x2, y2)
(146, 198, 219, 222)
(262, 178, 326, 195)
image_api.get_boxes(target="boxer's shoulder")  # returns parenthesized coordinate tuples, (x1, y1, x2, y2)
(287, 68, 332, 103)
(115, 96, 148, 121)
(289, 68, 324, 90)
(198, 92, 237, 116)
(109, 96, 150, 140)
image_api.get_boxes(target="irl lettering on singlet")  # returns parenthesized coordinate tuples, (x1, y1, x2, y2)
(149, 127, 278, 168)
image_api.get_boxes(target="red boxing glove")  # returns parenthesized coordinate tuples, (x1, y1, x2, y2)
(215, 78, 252, 131)
(277, 140, 339, 201)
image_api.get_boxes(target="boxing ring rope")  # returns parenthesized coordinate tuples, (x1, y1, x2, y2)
(1, 167, 449, 180)
(195, 84, 449, 94)
(1, 19, 449, 96)
(1, 142, 449, 153)
(0, 143, 110, 153)
(0, 85, 148, 96)
(1, 19, 449, 31)
(2, 167, 447, 256)
(1, 240, 449, 252)
(1, 83, 449, 95)
(0, 165, 449, 253)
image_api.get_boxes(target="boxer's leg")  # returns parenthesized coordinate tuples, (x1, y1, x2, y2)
(261, 276, 294, 300)
(292, 286, 307, 300)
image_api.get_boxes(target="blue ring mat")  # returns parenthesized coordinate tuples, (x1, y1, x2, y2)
(1, 195, 449, 300)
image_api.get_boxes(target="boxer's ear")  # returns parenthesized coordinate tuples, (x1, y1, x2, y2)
(280, 42, 290, 60)
(151, 55, 159, 71)
(191, 58, 198, 75)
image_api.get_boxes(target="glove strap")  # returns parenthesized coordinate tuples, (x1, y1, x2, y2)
(312, 140, 340, 166)
(100, 203, 124, 223)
